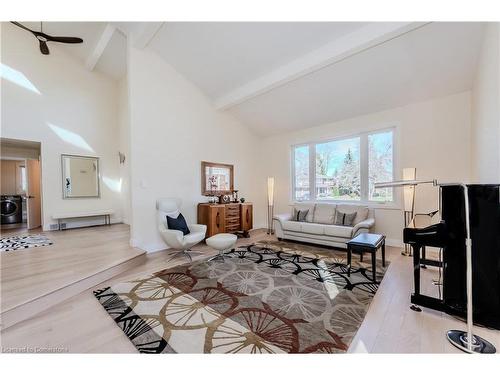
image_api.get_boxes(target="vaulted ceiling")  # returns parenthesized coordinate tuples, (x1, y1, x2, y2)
(146, 22, 484, 136)
(148, 22, 369, 98)
(4, 21, 485, 136)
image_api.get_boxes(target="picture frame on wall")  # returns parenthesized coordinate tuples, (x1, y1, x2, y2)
(201, 161, 234, 196)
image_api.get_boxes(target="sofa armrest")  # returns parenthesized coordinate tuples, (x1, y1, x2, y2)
(352, 217, 375, 237)
(273, 213, 292, 225)
(273, 213, 292, 239)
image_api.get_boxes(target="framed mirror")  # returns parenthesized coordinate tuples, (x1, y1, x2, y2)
(201, 161, 234, 196)
(61, 154, 100, 199)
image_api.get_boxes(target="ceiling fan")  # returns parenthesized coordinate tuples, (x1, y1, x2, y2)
(11, 21, 83, 55)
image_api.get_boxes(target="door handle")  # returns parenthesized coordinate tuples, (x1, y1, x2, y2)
(27, 195, 35, 199)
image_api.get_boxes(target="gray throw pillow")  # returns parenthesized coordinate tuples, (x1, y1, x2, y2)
(293, 208, 309, 222)
(334, 211, 357, 226)
(343, 212, 357, 226)
(333, 211, 344, 225)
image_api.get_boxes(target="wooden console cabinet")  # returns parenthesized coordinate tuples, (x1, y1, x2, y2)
(198, 202, 253, 238)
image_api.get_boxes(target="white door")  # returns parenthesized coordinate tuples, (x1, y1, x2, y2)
(26, 159, 42, 229)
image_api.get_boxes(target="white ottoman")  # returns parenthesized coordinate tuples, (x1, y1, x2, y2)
(206, 233, 237, 261)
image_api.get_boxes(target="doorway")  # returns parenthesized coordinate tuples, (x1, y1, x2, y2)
(1, 138, 42, 232)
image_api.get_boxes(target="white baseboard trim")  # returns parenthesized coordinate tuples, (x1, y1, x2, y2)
(385, 238, 403, 248)
(130, 237, 166, 253)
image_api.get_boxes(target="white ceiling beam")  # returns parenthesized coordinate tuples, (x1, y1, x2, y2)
(133, 22, 164, 49)
(85, 24, 116, 71)
(214, 22, 430, 110)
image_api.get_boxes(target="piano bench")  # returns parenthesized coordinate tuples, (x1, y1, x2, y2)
(347, 233, 386, 282)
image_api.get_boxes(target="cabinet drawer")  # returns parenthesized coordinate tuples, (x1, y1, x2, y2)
(225, 217, 240, 226)
(225, 224, 240, 232)
(226, 205, 239, 213)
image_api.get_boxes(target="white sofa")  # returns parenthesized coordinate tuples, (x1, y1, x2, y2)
(273, 202, 375, 249)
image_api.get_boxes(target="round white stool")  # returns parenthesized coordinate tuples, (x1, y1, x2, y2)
(206, 233, 237, 262)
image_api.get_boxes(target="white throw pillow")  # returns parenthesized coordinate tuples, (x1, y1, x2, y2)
(313, 203, 336, 224)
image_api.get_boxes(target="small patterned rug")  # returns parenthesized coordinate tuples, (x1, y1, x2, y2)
(94, 240, 389, 353)
(0, 234, 53, 252)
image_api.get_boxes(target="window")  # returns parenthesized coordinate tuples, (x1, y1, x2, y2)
(20, 166, 27, 192)
(315, 137, 360, 201)
(293, 145, 310, 200)
(368, 131, 393, 201)
(292, 128, 395, 203)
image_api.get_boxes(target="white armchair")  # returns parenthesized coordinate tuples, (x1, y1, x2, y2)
(157, 198, 207, 262)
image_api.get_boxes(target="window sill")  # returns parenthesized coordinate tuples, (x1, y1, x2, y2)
(289, 200, 402, 211)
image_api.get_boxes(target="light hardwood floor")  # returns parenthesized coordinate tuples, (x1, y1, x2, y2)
(0, 225, 499, 353)
(1, 224, 145, 316)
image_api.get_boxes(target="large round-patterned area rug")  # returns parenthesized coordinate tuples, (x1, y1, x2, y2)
(94, 240, 389, 353)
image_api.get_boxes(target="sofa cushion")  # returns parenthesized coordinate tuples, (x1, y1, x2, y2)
(313, 203, 336, 224)
(324, 224, 353, 238)
(292, 203, 315, 222)
(337, 204, 369, 225)
(283, 220, 302, 232)
(300, 222, 325, 235)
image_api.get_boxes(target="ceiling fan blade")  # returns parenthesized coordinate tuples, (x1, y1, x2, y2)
(44, 35, 83, 44)
(11, 21, 36, 34)
(39, 40, 50, 55)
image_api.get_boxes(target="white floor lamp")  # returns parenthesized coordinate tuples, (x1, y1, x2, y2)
(267, 177, 275, 235)
(374, 179, 496, 354)
(402, 167, 416, 256)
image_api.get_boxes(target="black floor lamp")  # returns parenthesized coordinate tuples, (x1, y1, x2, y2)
(374, 179, 496, 354)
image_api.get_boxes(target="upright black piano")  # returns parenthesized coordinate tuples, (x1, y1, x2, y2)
(403, 184, 500, 330)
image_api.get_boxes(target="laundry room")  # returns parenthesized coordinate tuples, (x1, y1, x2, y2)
(1, 138, 42, 233)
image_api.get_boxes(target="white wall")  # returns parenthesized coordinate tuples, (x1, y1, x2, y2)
(471, 23, 500, 183)
(127, 44, 265, 252)
(1, 23, 123, 229)
(258, 92, 472, 245)
(117, 77, 131, 224)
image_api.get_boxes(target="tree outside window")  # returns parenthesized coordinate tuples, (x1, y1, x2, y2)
(292, 128, 394, 203)
(368, 131, 393, 201)
(294, 145, 309, 200)
(315, 137, 360, 201)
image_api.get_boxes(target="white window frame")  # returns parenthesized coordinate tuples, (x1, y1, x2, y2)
(291, 126, 398, 207)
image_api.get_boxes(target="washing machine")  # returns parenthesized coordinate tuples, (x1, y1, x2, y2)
(1, 195, 23, 224)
